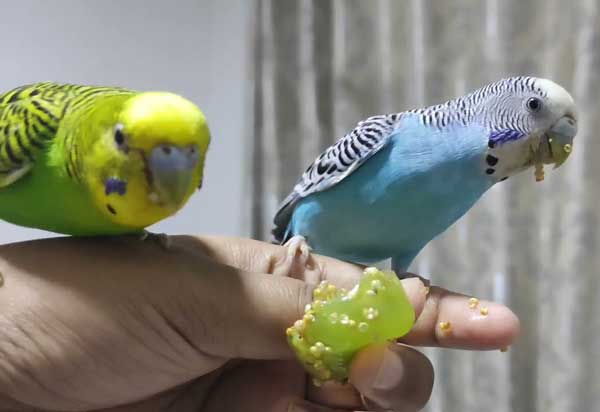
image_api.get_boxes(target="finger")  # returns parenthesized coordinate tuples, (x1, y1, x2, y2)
(287, 399, 347, 412)
(306, 343, 433, 412)
(195, 269, 426, 360)
(175, 235, 366, 290)
(350, 343, 433, 412)
(176, 235, 518, 352)
(400, 286, 520, 350)
(202, 359, 307, 412)
(202, 359, 349, 411)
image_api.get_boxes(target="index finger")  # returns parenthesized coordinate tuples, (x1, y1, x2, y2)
(182, 235, 520, 350)
(174, 234, 366, 289)
(401, 286, 520, 350)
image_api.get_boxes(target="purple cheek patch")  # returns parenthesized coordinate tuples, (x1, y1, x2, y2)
(488, 129, 525, 148)
(105, 178, 127, 196)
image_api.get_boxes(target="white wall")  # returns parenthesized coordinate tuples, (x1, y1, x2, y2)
(0, 0, 250, 243)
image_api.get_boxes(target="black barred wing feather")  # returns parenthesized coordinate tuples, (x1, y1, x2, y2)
(272, 113, 401, 243)
(0, 82, 131, 188)
(0, 83, 62, 187)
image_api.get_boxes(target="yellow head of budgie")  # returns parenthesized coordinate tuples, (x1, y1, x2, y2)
(85, 91, 211, 230)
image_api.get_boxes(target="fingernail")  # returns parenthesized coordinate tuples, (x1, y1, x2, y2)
(354, 344, 433, 412)
(400, 277, 426, 299)
(361, 393, 394, 412)
(372, 344, 407, 391)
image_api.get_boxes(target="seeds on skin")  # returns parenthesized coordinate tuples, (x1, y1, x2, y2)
(468, 297, 479, 309)
(480, 307, 489, 316)
(439, 321, 452, 335)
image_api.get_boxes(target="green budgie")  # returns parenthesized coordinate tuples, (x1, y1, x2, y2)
(0, 82, 210, 236)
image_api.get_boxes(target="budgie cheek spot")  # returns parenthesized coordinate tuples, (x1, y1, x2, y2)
(286, 268, 415, 385)
(106, 204, 117, 215)
(105, 178, 127, 196)
(485, 155, 499, 166)
(488, 129, 525, 146)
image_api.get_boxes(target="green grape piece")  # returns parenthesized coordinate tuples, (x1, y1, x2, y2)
(286, 267, 415, 384)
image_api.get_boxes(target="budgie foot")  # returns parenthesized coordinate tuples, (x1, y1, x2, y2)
(273, 235, 314, 278)
(140, 231, 172, 250)
(391, 258, 430, 285)
(396, 271, 431, 288)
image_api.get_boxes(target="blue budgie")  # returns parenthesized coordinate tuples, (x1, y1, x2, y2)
(272, 76, 577, 275)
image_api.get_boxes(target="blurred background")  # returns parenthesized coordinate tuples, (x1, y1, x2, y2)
(2, 1, 599, 411)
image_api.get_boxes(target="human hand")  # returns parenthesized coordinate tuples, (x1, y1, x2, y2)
(0, 235, 519, 411)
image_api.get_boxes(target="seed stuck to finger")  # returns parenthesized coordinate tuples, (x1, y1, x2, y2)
(439, 321, 452, 335)
(468, 297, 479, 309)
(480, 307, 489, 316)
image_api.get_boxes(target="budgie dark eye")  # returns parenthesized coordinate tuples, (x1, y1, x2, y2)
(114, 123, 127, 149)
(526, 97, 542, 112)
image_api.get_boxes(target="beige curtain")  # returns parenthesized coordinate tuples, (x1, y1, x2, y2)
(247, 1, 600, 411)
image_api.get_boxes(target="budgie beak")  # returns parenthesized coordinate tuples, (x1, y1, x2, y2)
(531, 115, 577, 182)
(547, 115, 577, 169)
(147, 144, 200, 208)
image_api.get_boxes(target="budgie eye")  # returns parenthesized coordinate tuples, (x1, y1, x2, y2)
(526, 97, 542, 112)
(114, 123, 127, 151)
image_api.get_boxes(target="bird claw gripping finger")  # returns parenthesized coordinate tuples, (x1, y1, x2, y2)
(286, 267, 415, 386)
(273, 235, 313, 277)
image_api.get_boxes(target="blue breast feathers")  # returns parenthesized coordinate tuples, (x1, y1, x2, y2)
(288, 116, 494, 269)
